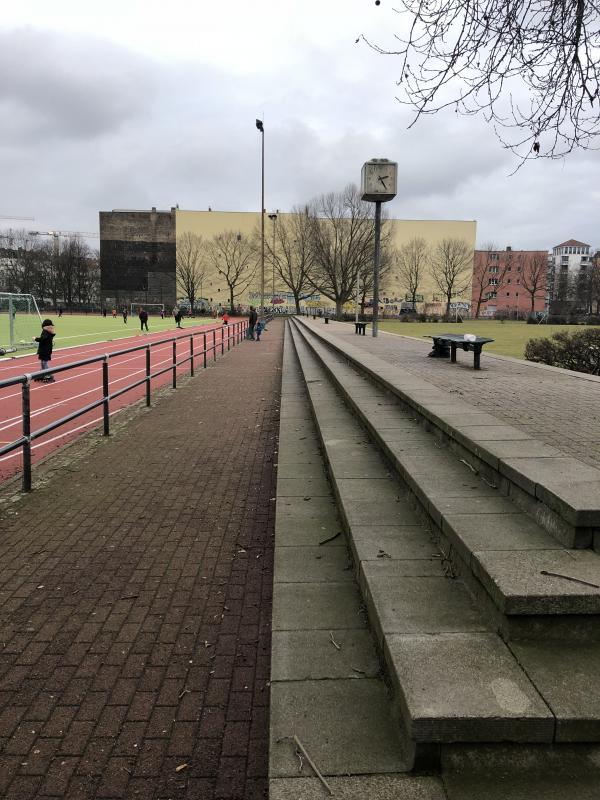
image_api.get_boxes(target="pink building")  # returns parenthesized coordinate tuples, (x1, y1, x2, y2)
(471, 246, 548, 318)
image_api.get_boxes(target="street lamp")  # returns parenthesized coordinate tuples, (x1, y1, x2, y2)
(256, 119, 265, 313)
(268, 212, 277, 299)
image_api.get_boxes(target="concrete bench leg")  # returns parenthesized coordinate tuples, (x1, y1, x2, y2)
(474, 345, 482, 370)
(450, 343, 457, 363)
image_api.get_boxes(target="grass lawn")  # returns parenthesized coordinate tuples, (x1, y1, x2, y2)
(377, 319, 600, 359)
(0, 312, 219, 357)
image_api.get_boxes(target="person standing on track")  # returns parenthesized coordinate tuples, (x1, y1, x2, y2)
(123, 307, 128, 324)
(33, 318, 56, 383)
(173, 305, 183, 329)
(139, 307, 149, 332)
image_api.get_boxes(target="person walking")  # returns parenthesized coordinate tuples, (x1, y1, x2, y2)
(222, 311, 229, 326)
(173, 305, 183, 329)
(139, 307, 149, 332)
(247, 306, 258, 340)
(123, 306, 128, 324)
(33, 318, 56, 383)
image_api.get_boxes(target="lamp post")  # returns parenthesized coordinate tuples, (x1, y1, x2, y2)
(256, 119, 265, 313)
(268, 212, 277, 299)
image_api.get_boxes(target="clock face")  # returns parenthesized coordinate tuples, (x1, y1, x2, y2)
(361, 160, 397, 201)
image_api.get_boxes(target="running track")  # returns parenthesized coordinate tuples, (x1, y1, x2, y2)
(0, 320, 241, 484)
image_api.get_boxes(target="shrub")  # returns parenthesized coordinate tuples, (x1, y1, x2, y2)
(524, 329, 600, 374)
(526, 315, 537, 324)
(547, 314, 567, 324)
(584, 315, 600, 326)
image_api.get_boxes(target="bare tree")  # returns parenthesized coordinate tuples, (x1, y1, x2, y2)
(520, 252, 548, 315)
(430, 238, 473, 319)
(206, 231, 257, 312)
(397, 237, 429, 311)
(362, 0, 600, 161)
(176, 232, 208, 312)
(263, 208, 316, 314)
(307, 184, 390, 319)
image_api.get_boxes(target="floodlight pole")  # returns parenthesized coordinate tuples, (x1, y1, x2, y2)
(256, 119, 265, 314)
(372, 201, 382, 338)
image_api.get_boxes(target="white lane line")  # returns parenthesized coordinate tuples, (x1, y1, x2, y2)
(0, 407, 126, 463)
(0, 352, 174, 432)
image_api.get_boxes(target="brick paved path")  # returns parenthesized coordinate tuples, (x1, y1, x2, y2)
(310, 321, 600, 469)
(0, 321, 283, 799)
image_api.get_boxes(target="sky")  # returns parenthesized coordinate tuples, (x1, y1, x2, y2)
(0, 0, 598, 251)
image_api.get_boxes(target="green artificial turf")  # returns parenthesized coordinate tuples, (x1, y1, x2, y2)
(0, 312, 218, 357)
(377, 320, 600, 359)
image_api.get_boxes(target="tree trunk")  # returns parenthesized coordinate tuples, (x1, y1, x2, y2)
(229, 286, 235, 313)
(335, 299, 343, 320)
(294, 293, 301, 315)
(445, 294, 452, 320)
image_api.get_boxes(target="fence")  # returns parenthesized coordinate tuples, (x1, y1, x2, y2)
(0, 321, 248, 492)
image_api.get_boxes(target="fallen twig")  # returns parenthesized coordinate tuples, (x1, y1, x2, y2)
(540, 570, 600, 589)
(319, 531, 341, 546)
(293, 735, 333, 795)
(459, 459, 478, 474)
(329, 632, 341, 651)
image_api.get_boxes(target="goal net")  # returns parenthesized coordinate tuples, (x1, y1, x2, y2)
(0, 293, 42, 353)
(130, 303, 165, 316)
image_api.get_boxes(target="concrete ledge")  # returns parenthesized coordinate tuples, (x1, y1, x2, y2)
(294, 317, 600, 541)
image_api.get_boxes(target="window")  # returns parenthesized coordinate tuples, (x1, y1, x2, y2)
(516, 292, 519, 297)
(506, 292, 510, 297)
(489, 253, 500, 261)
(489, 278, 498, 285)
(506, 266, 511, 271)
(489, 266, 499, 273)
(516, 279, 520, 284)
(507, 279, 511, 284)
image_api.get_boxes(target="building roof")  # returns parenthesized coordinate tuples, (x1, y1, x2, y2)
(555, 239, 590, 247)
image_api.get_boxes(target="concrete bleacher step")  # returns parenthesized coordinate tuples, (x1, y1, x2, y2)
(286, 320, 600, 766)
(290, 318, 600, 641)
(293, 318, 600, 552)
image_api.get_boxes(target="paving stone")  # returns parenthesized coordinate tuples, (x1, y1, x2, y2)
(270, 774, 446, 799)
(271, 630, 380, 681)
(275, 515, 345, 547)
(386, 633, 554, 743)
(472, 549, 600, 614)
(343, 499, 420, 527)
(272, 583, 366, 631)
(351, 525, 437, 561)
(336, 477, 405, 503)
(270, 679, 408, 777)
(510, 640, 600, 741)
(442, 513, 563, 566)
(277, 475, 331, 497)
(536, 479, 600, 527)
(364, 575, 486, 639)
(500, 457, 600, 497)
(274, 546, 353, 583)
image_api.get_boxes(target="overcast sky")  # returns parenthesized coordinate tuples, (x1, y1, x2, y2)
(1, 0, 598, 251)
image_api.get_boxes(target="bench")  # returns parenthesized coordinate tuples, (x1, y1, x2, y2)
(354, 322, 368, 335)
(426, 333, 494, 370)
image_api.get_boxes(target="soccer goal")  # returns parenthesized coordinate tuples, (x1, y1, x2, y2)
(0, 293, 42, 353)
(130, 303, 165, 316)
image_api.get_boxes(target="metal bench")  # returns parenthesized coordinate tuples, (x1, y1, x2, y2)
(426, 333, 494, 370)
(354, 322, 368, 335)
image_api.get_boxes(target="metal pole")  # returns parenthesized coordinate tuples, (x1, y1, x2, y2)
(372, 201, 382, 338)
(261, 128, 265, 315)
(189, 336, 194, 376)
(145, 346, 151, 406)
(203, 333, 207, 368)
(172, 341, 177, 388)
(102, 358, 110, 435)
(227, 326, 230, 351)
(221, 325, 225, 355)
(355, 274, 360, 323)
(22, 378, 32, 492)
(213, 329, 217, 362)
(9, 298, 14, 348)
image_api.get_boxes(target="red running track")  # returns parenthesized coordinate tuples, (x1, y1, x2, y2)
(0, 321, 241, 484)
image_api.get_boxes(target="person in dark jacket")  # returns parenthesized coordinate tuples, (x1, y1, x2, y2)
(139, 307, 149, 332)
(173, 305, 183, 328)
(248, 306, 258, 340)
(33, 319, 56, 383)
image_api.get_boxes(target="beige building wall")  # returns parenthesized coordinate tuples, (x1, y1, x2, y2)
(176, 209, 476, 310)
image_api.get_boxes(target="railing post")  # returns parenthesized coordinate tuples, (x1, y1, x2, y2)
(221, 326, 225, 355)
(22, 377, 32, 492)
(189, 336, 194, 377)
(172, 340, 177, 388)
(145, 346, 151, 406)
(213, 330, 217, 362)
(102, 357, 110, 436)
(203, 333, 207, 368)
(227, 325, 231, 351)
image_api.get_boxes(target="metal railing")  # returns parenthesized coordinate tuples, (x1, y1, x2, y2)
(0, 320, 248, 492)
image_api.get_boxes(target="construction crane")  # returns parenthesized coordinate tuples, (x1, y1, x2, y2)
(28, 229, 97, 239)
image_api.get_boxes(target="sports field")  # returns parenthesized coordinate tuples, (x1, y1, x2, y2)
(0, 311, 218, 356)
(378, 319, 600, 359)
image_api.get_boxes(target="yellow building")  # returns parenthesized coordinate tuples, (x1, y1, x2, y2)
(175, 210, 476, 312)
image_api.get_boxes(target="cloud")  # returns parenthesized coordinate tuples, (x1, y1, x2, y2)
(0, 28, 155, 142)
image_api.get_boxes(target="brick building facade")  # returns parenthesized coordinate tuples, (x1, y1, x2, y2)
(471, 246, 548, 318)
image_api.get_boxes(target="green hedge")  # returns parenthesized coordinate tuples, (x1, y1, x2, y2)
(524, 329, 600, 375)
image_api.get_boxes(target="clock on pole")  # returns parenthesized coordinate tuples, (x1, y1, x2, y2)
(360, 158, 398, 337)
